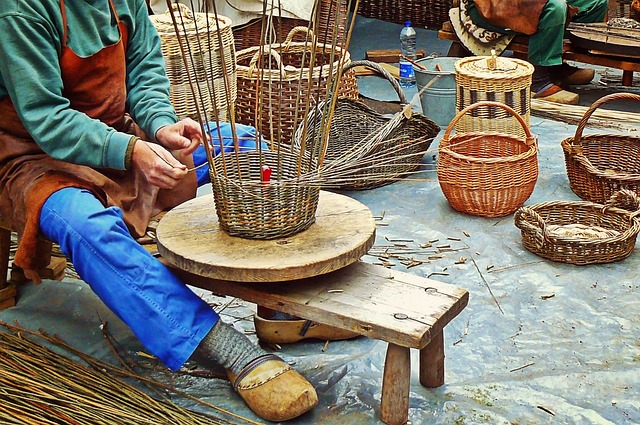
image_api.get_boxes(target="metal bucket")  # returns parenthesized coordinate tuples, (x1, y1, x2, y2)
(414, 56, 457, 127)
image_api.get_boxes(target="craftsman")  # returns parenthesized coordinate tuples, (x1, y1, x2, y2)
(466, 0, 608, 104)
(0, 0, 316, 421)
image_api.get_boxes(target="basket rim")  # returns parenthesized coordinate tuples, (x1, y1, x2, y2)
(440, 132, 538, 164)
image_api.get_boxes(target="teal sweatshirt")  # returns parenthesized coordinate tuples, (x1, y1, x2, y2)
(0, 0, 178, 170)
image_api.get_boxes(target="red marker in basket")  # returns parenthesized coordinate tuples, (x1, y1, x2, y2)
(261, 165, 272, 184)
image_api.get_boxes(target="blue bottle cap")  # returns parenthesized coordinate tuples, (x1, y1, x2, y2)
(404, 21, 412, 27)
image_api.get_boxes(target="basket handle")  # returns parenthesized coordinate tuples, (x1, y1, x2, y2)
(283, 26, 317, 50)
(247, 46, 287, 76)
(605, 189, 640, 219)
(165, 2, 194, 20)
(341, 59, 408, 104)
(442, 101, 536, 146)
(572, 92, 640, 146)
(514, 206, 548, 249)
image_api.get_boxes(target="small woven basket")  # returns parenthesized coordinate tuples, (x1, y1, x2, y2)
(235, 27, 354, 146)
(455, 54, 534, 139)
(437, 101, 538, 217)
(209, 150, 320, 239)
(296, 60, 440, 190)
(562, 92, 640, 204)
(514, 190, 640, 265)
(150, 4, 236, 121)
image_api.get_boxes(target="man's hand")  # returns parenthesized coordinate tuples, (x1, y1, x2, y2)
(131, 140, 188, 189)
(155, 118, 206, 156)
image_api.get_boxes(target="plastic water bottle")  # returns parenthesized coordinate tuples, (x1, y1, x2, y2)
(399, 20, 417, 88)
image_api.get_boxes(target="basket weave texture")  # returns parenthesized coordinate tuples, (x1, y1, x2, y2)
(297, 60, 440, 190)
(455, 56, 533, 139)
(357, 0, 453, 29)
(514, 190, 640, 265)
(235, 27, 353, 146)
(150, 5, 236, 121)
(209, 150, 319, 239)
(562, 92, 640, 204)
(437, 101, 538, 217)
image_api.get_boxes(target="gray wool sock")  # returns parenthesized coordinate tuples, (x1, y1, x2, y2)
(191, 320, 267, 375)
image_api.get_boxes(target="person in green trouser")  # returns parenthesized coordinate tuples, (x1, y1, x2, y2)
(467, 0, 608, 104)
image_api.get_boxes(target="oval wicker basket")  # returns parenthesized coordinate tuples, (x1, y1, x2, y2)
(437, 101, 538, 217)
(561, 92, 640, 204)
(209, 150, 320, 239)
(295, 60, 440, 190)
(514, 190, 640, 265)
(150, 4, 236, 121)
(234, 27, 353, 147)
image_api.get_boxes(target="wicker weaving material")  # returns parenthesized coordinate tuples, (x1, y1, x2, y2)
(358, 0, 453, 29)
(437, 101, 538, 217)
(297, 60, 440, 190)
(209, 150, 319, 239)
(235, 27, 353, 146)
(514, 190, 640, 265)
(455, 55, 534, 139)
(150, 4, 236, 121)
(562, 92, 640, 204)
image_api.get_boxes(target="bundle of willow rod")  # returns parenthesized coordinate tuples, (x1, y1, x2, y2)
(0, 322, 259, 425)
(531, 98, 640, 132)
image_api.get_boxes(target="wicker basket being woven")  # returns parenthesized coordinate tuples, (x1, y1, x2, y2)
(562, 92, 640, 204)
(514, 190, 640, 265)
(437, 101, 538, 217)
(150, 4, 236, 121)
(209, 150, 319, 239)
(235, 27, 353, 146)
(295, 60, 440, 190)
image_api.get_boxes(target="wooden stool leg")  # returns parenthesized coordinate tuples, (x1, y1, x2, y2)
(419, 330, 445, 387)
(622, 70, 634, 87)
(380, 343, 410, 425)
(0, 227, 10, 288)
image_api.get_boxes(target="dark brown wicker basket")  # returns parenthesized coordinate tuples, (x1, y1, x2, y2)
(357, 0, 453, 29)
(296, 60, 440, 190)
(562, 92, 640, 204)
(514, 190, 640, 265)
(209, 150, 320, 239)
(437, 101, 538, 217)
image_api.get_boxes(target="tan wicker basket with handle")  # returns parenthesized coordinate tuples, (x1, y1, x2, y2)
(514, 189, 640, 265)
(437, 101, 538, 217)
(150, 4, 236, 121)
(561, 92, 640, 204)
(235, 26, 352, 147)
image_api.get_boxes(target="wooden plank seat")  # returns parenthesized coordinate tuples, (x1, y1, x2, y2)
(166, 260, 469, 425)
(437, 20, 640, 86)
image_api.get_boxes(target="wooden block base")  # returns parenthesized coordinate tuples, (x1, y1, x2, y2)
(10, 256, 67, 283)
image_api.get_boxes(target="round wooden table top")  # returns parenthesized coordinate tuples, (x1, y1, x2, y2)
(156, 190, 376, 283)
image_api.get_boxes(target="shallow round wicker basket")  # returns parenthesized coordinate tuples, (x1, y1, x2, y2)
(514, 190, 640, 265)
(234, 27, 353, 147)
(150, 4, 236, 121)
(561, 92, 640, 204)
(209, 150, 320, 239)
(455, 54, 534, 139)
(295, 60, 440, 190)
(437, 101, 538, 217)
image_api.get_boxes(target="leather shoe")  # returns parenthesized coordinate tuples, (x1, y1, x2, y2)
(228, 354, 318, 422)
(533, 84, 579, 105)
(254, 314, 360, 344)
(552, 64, 595, 86)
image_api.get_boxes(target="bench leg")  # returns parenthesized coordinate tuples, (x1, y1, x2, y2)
(380, 343, 410, 425)
(622, 70, 634, 87)
(419, 330, 445, 387)
(0, 227, 10, 289)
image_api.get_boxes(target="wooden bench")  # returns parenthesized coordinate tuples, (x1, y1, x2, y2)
(168, 260, 469, 425)
(155, 192, 469, 425)
(437, 19, 640, 87)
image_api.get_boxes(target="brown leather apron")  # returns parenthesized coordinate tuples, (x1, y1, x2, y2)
(0, 0, 196, 271)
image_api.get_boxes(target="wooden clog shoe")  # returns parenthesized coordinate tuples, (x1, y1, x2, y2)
(254, 314, 360, 344)
(228, 354, 318, 422)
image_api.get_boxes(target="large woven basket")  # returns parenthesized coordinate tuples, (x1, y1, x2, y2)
(209, 150, 320, 239)
(514, 190, 640, 265)
(296, 60, 440, 190)
(150, 4, 236, 121)
(562, 92, 640, 204)
(235, 27, 353, 147)
(455, 54, 534, 139)
(358, 0, 452, 29)
(437, 101, 538, 217)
